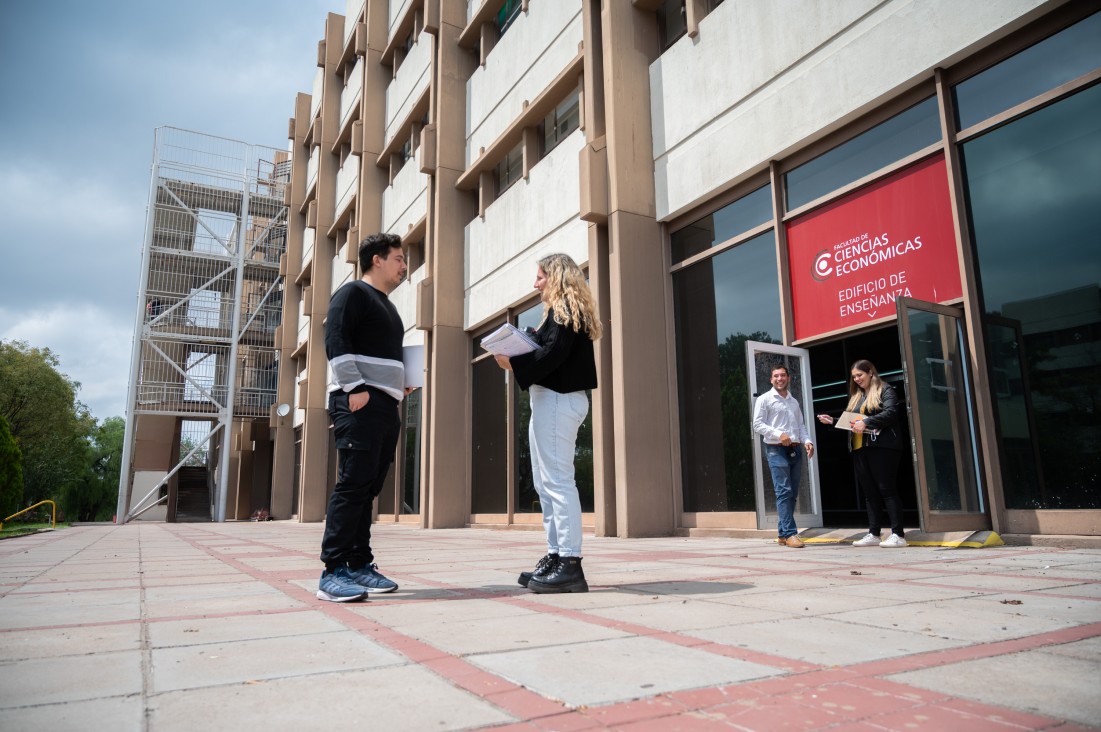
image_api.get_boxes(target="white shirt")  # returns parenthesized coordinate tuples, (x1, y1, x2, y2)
(752, 388, 813, 446)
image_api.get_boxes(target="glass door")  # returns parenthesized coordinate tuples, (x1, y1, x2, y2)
(746, 342, 823, 530)
(895, 298, 989, 532)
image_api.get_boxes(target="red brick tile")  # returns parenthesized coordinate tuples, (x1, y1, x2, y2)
(579, 697, 686, 727)
(703, 695, 844, 730)
(616, 711, 737, 731)
(792, 682, 923, 718)
(487, 688, 569, 720)
(872, 703, 1034, 731)
(847, 676, 950, 704)
(939, 697, 1065, 729)
(531, 711, 605, 731)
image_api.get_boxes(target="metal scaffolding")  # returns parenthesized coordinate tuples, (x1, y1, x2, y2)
(117, 127, 289, 523)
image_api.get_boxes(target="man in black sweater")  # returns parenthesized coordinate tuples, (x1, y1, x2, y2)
(317, 233, 407, 602)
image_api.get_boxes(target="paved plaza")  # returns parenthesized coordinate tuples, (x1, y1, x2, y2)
(0, 522, 1098, 731)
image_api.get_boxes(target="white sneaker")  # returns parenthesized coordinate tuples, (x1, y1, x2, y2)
(880, 533, 908, 547)
(852, 533, 881, 547)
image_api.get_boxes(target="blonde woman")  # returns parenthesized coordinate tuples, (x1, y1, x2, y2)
(495, 253, 601, 593)
(817, 359, 907, 547)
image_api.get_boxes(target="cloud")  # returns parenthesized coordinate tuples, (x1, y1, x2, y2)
(1, 303, 135, 421)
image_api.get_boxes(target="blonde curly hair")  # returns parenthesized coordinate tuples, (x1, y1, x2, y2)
(537, 253, 602, 340)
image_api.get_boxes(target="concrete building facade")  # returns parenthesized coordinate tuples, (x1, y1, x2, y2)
(266, 0, 1101, 540)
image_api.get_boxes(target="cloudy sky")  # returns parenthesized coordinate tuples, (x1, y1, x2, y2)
(0, 0, 339, 422)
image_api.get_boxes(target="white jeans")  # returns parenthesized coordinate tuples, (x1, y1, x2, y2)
(528, 385, 589, 558)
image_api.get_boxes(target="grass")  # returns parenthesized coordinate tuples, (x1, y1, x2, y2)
(0, 522, 69, 540)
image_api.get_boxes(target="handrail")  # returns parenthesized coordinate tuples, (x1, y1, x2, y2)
(1, 500, 57, 532)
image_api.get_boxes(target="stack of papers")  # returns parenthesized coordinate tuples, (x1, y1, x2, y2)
(480, 323, 539, 356)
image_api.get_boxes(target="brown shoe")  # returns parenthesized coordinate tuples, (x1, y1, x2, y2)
(783, 535, 805, 548)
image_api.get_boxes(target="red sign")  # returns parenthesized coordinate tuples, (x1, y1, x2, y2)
(785, 155, 962, 341)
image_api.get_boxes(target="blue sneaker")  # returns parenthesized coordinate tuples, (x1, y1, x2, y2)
(317, 567, 368, 602)
(346, 563, 398, 593)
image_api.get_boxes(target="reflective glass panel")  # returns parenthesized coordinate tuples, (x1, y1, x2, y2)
(471, 354, 508, 513)
(955, 12, 1101, 130)
(785, 97, 941, 210)
(902, 307, 982, 513)
(963, 81, 1101, 509)
(401, 389, 421, 514)
(673, 231, 783, 511)
(670, 184, 772, 263)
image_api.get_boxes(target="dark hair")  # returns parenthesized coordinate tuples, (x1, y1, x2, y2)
(358, 233, 402, 272)
(770, 363, 789, 377)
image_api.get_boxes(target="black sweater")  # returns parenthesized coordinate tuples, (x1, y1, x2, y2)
(510, 314, 597, 394)
(324, 280, 405, 400)
(849, 383, 904, 452)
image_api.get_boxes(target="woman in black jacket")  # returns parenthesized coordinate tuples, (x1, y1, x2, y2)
(818, 360, 908, 547)
(494, 253, 601, 592)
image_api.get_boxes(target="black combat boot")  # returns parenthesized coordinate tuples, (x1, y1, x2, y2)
(518, 553, 558, 588)
(528, 556, 588, 593)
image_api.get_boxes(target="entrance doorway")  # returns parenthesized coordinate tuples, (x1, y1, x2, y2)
(807, 326, 919, 529)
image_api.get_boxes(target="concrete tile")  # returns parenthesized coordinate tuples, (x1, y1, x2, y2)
(358, 598, 534, 628)
(151, 630, 405, 692)
(721, 588, 900, 617)
(829, 598, 1079, 642)
(888, 648, 1101, 728)
(143, 589, 305, 619)
(143, 580, 285, 603)
(520, 588, 689, 611)
(0, 622, 141, 661)
(913, 573, 1090, 593)
(0, 695, 144, 730)
(0, 651, 143, 707)
(147, 663, 514, 731)
(148, 610, 347, 648)
(471, 635, 783, 707)
(611, 578, 761, 599)
(688, 616, 963, 666)
(363, 601, 629, 655)
(0, 591, 142, 629)
(586, 597, 789, 631)
(822, 579, 989, 602)
(964, 592, 1101, 625)
(1043, 636, 1101, 663)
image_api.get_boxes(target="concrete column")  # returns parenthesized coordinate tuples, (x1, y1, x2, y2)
(601, 3, 677, 536)
(423, 1, 476, 528)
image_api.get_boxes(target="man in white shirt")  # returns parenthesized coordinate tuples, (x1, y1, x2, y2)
(752, 364, 815, 548)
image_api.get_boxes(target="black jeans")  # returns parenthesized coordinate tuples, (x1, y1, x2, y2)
(320, 388, 401, 570)
(852, 446, 904, 537)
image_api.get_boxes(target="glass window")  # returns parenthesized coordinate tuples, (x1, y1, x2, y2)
(673, 231, 783, 511)
(494, 142, 524, 195)
(671, 184, 772, 263)
(541, 90, 581, 156)
(471, 352, 508, 513)
(402, 389, 421, 514)
(657, 0, 687, 51)
(496, 0, 522, 34)
(954, 12, 1101, 130)
(785, 97, 941, 210)
(962, 81, 1101, 509)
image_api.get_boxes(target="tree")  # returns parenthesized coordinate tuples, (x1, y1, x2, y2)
(61, 417, 125, 522)
(0, 340, 94, 509)
(0, 415, 23, 519)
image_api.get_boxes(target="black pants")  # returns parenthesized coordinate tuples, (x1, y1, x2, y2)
(852, 446, 904, 537)
(320, 388, 401, 570)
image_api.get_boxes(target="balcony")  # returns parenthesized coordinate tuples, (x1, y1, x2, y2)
(382, 154, 428, 236)
(344, 0, 366, 49)
(309, 67, 323, 124)
(334, 154, 361, 222)
(339, 57, 364, 133)
(385, 35, 432, 151)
